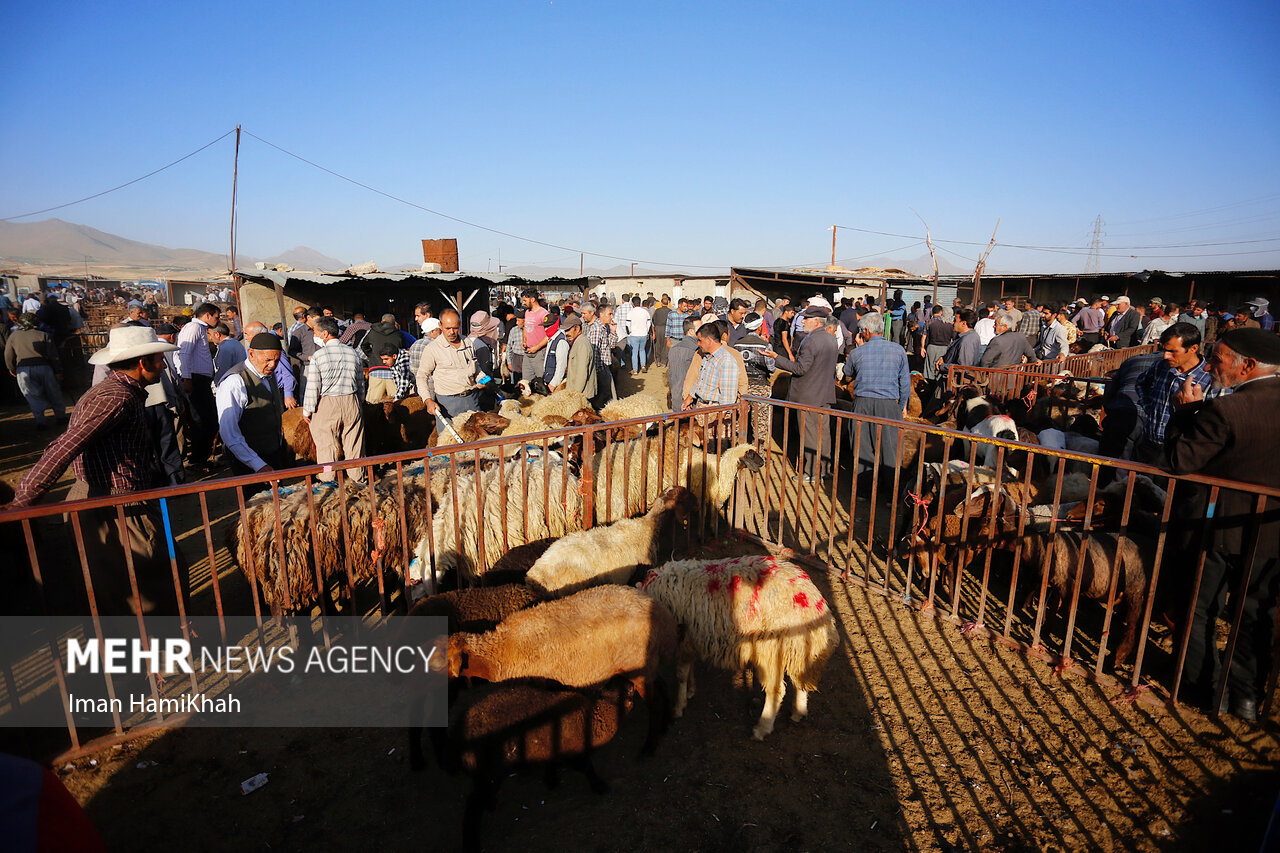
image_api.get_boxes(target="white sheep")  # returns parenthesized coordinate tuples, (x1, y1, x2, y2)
(525, 487, 695, 598)
(412, 454, 585, 587)
(638, 555, 840, 740)
(600, 392, 667, 438)
(591, 434, 764, 524)
(529, 388, 590, 423)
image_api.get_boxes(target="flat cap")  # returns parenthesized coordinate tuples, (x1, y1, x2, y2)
(1217, 327, 1280, 364)
(249, 332, 283, 351)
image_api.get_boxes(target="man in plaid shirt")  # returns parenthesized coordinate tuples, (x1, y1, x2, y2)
(588, 303, 617, 406)
(1134, 321, 1224, 465)
(665, 298, 691, 349)
(10, 325, 185, 615)
(1017, 301, 1043, 349)
(684, 324, 740, 408)
(303, 317, 366, 482)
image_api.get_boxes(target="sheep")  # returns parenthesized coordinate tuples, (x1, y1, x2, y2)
(600, 392, 666, 439)
(414, 457, 585, 585)
(477, 538, 556, 587)
(428, 677, 650, 853)
(406, 584, 544, 634)
(1017, 529, 1151, 668)
(529, 389, 590, 423)
(231, 471, 432, 619)
(448, 585, 676, 693)
(590, 433, 764, 525)
(432, 411, 512, 447)
(281, 407, 317, 461)
(525, 487, 695, 598)
(638, 555, 839, 740)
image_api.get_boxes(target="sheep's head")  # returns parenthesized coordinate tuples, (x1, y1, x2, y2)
(738, 448, 765, 473)
(652, 486, 696, 524)
(568, 407, 604, 427)
(446, 640, 465, 678)
(470, 412, 512, 437)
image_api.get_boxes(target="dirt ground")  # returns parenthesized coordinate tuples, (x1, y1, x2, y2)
(5, 366, 1280, 851)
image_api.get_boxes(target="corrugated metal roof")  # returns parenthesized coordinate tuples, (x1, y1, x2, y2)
(234, 268, 588, 287)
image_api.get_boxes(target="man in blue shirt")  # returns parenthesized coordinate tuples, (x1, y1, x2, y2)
(1133, 322, 1221, 465)
(842, 311, 911, 475)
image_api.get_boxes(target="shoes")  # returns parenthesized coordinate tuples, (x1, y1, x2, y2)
(1214, 689, 1259, 722)
(791, 474, 816, 484)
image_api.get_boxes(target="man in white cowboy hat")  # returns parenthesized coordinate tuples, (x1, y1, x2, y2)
(9, 325, 185, 616)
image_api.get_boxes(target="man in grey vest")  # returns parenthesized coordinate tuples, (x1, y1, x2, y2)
(216, 332, 294, 477)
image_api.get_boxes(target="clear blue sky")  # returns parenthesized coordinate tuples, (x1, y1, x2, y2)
(3, 0, 1279, 274)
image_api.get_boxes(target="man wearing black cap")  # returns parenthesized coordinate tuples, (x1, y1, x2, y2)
(763, 306, 838, 482)
(216, 332, 294, 476)
(1165, 328, 1280, 721)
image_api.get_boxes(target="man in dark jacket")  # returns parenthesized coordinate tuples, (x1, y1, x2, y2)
(1106, 296, 1141, 348)
(765, 306, 839, 482)
(360, 314, 404, 362)
(979, 312, 1036, 368)
(1164, 328, 1280, 721)
(667, 316, 699, 411)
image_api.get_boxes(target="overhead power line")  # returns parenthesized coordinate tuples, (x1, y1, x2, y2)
(1, 130, 237, 222)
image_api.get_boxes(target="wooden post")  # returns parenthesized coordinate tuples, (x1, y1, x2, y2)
(229, 125, 241, 274)
(830, 225, 838, 269)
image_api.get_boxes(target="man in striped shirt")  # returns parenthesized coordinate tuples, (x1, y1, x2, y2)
(303, 317, 366, 482)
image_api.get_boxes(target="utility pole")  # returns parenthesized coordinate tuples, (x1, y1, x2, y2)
(829, 225, 838, 270)
(972, 218, 1000, 307)
(1084, 215, 1104, 275)
(230, 124, 241, 273)
(912, 210, 939, 306)
(580, 253, 584, 277)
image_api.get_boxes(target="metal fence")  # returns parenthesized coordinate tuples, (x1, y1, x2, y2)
(0, 403, 744, 758)
(2, 393, 1275, 759)
(946, 344, 1157, 397)
(731, 396, 1278, 719)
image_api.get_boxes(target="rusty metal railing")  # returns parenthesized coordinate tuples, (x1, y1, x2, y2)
(0, 402, 742, 760)
(735, 395, 1279, 722)
(3, 387, 1275, 759)
(946, 344, 1157, 397)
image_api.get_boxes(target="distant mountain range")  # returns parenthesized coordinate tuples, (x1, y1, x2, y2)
(0, 219, 345, 278)
(0, 218, 973, 282)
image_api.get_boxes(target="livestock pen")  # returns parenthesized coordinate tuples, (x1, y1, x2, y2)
(1, 398, 1279, 850)
(1, 395, 1274, 757)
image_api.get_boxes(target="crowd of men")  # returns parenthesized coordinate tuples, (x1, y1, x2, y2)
(2, 284, 1277, 721)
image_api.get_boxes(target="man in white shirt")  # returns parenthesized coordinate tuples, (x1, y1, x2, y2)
(216, 333, 292, 478)
(624, 296, 652, 375)
(173, 302, 221, 467)
(973, 307, 998, 351)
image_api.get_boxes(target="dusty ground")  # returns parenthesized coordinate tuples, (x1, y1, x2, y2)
(4, 364, 1280, 851)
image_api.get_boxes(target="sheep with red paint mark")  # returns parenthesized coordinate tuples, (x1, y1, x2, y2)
(638, 555, 839, 740)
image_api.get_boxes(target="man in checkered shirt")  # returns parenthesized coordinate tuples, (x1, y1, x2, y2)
(303, 316, 366, 482)
(10, 325, 185, 616)
(587, 302, 617, 407)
